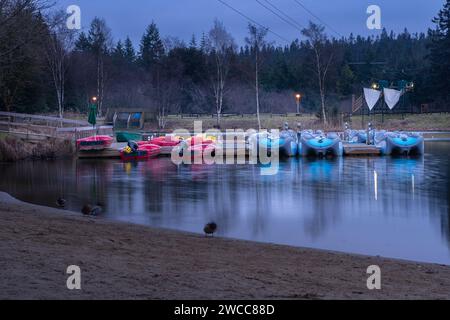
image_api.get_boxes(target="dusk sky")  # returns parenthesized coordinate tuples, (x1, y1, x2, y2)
(57, 0, 444, 47)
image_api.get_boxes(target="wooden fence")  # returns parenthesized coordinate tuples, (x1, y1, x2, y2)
(0, 111, 113, 141)
(166, 112, 315, 119)
(56, 126, 114, 140)
(0, 111, 89, 127)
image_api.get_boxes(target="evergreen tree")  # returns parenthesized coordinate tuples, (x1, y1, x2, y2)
(200, 32, 209, 52)
(74, 32, 90, 51)
(87, 17, 112, 55)
(428, 0, 450, 101)
(124, 36, 136, 64)
(85, 17, 112, 115)
(337, 64, 355, 96)
(139, 22, 165, 70)
(113, 40, 125, 59)
(189, 34, 197, 49)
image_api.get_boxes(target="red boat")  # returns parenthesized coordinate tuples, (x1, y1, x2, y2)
(138, 143, 162, 157)
(120, 143, 161, 161)
(186, 137, 216, 158)
(149, 136, 181, 146)
(188, 136, 214, 146)
(140, 136, 182, 155)
(77, 135, 113, 151)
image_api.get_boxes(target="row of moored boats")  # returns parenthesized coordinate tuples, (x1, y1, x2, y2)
(76, 126, 425, 161)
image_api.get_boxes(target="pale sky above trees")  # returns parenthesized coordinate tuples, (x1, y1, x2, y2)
(57, 0, 443, 46)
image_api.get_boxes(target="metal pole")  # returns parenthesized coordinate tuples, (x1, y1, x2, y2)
(361, 103, 364, 129)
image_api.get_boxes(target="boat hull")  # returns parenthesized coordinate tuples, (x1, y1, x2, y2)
(148, 136, 182, 155)
(76, 135, 113, 151)
(249, 131, 298, 158)
(383, 136, 425, 156)
(120, 150, 151, 161)
(120, 143, 161, 161)
(300, 136, 343, 157)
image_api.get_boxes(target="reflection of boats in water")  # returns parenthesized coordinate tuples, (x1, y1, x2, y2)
(301, 157, 344, 182)
(142, 157, 179, 181)
(299, 131, 343, 157)
(373, 156, 425, 184)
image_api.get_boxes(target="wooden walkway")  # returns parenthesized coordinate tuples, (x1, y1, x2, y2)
(342, 143, 381, 156)
(0, 111, 88, 126)
(0, 111, 113, 142)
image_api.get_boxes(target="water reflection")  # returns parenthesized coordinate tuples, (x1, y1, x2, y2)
(0, 142, 449, 264)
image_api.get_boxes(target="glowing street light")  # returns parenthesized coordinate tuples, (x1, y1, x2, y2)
(371, 83, 379, 90)
(295, 93, 302, 114)
(91, 96, 98, 103)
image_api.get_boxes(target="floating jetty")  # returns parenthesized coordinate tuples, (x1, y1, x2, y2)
(78, 142, 382, 159)
(342, 143, 381, 156)
(77, 129, 434, 159)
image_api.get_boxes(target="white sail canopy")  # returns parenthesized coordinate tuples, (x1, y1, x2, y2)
(383, 88, 402, 110)
(363, 88, 381, 111)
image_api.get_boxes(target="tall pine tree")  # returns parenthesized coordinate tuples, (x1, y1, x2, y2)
(113, 40, 125, 60)
(124, 36, 136, 64)
(74, 32, 90, 52)
(428, 0, 450, 101)
(139, 22, 165, 70)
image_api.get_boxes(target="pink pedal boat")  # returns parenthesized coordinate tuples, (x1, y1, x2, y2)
(76, 135, 113, 151)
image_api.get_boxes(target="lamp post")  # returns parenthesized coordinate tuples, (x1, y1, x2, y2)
(295, 93, 302, 114)
(88, 96, 98, 134)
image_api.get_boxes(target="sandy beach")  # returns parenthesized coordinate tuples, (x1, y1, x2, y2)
(0, 191, 449, 300)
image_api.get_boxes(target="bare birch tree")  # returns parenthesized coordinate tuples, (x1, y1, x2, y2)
(88, 17, 112, 116)
(44, 10, 76, 119)
(207, 19, 236, 128)
(245, 24, 268, 130)
(302, 22, 333, 125)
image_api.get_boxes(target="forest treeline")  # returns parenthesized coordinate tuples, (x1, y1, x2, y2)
(0, 0, 449, 127)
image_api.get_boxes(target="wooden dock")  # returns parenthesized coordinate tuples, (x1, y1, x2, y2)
(77, 142, 382, 159)
(343, 143, 381, 156)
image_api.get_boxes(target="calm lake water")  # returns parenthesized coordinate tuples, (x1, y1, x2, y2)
(1, 141, 449, 264)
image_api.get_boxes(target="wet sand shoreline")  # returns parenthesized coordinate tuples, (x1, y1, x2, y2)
(1, 191, 449, 300)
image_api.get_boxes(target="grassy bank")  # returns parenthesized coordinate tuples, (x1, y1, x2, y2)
(138, 113, 450, 132)
(54, 111, 450, 132)
(0, 135, 74, 162)
(155, 114, 320, 131)
(349, 113, 450, 131)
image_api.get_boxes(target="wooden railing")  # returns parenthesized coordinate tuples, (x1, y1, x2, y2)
(0, 121, 57, 141)
(166, 112, 315, 119)
(0, 111, 112, 141)
(56, 126, 113, 140)
(0, 111, 89, 127)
